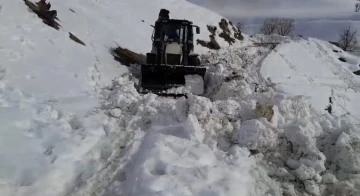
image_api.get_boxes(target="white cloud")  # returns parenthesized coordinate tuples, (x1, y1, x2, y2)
(189, 0, 355, 19)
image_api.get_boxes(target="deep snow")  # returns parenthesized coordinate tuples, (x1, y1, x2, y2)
(2, 0, 360, 196)
(261, 37, 360, 126)
(0, 0, 232, 195)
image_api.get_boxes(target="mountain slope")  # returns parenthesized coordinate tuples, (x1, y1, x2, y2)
(261, 37, 360, 125)
(0, 0, 237, 195)
(1, 0, 229, 96)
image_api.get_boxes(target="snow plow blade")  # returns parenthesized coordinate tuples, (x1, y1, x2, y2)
(140, 63, 206, 93)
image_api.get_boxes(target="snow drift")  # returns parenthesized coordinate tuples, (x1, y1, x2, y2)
(261, 37, 360, 125)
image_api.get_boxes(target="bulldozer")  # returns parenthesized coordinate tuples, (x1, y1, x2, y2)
(139, 9, 207, 97)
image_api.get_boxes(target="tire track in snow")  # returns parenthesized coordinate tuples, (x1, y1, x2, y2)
(297, 39, 360, 125)
(311, 40, 360, 91)
(88, 41, 102, 92)
(272, 46, 316, 84)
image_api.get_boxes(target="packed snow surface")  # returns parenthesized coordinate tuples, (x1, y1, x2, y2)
(261, 37, 360, 125)
(2, 0, 360, 196)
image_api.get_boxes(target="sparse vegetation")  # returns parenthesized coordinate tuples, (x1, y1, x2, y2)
(338, 25, 358, 52)
(260, 17, 294, 36)
(230, 21, 244, 41)
(236, 22, 243, 31)
(355, 0, 360, 12)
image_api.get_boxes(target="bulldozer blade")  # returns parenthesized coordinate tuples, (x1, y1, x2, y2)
(137, 87, 188, 98)
(140, 64, 206, 91)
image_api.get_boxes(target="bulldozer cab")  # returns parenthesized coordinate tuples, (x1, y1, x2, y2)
(150, 19, 200, 66)
(152, 19, 200, 45)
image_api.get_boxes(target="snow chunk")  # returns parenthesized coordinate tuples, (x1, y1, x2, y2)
(122, 127, 255, 196)
(334, 132, 360, 173)
(187, 95, 213, 120)
(304, 180, 320, 196)
(185, 74, 204, 95)
(110, 108, 122, 118)
(322, 173, 337, 184)
(183, 114, 205, 142)
(294, 165, 317, 181)
(213, 80, 253, 100)
(284, 119, 321, 147)
(232, 119, 278, 152)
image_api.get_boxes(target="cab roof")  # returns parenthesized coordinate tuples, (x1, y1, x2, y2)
(157, 19, 193, 25)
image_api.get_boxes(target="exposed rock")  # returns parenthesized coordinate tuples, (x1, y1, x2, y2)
(338, 57, 346, 62)
(219, 18, 230, 34)
(229, 22, 244, 41)
(354, 70, 360, 75)
(196, 34, 221, 50)
(23, 0, 61, 30)
(219, 31, 235, 45)
(218, 18, 243, 44)
(69, 32, 86, 46)
(207, 25, 217, 35)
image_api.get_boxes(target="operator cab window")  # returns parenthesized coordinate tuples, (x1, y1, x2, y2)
(164, 24, 184, 43)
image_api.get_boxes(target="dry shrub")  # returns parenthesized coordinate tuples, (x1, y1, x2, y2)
(338, 25, 358, 52)
(254, 102, 274, 122)
(260, 17, 294, 36)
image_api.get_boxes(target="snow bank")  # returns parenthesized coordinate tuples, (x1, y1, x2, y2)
(261, 37, 360, 125)
(196, 36, 360, 195)
(122, 124, 254, 196)
(55, 75, 259, 196)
